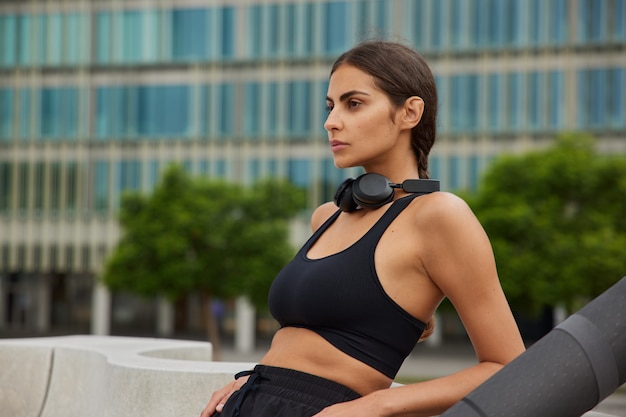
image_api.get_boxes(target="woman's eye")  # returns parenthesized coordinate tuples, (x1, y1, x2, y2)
(348, 100, 361, 109)
(325, 104, 334, 113)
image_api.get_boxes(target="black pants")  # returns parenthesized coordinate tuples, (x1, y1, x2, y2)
(214, 365, 361, 417)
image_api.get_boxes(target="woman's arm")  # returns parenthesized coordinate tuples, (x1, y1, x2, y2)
(315, 192, 525, 417)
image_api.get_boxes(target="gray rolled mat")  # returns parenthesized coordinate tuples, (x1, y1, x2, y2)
(440, 276, 626, 417)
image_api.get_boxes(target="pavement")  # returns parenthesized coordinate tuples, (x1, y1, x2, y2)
(219, 341, 626, 417)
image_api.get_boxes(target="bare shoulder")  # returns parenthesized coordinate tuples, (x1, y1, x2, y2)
(408, 191, 494, 276)
(411, 191, 478, 228)
(310, 202, 340, 232)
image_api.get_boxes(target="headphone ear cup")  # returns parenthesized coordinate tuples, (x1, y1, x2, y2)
(352, 173, 394, 208)
(334, 178, 359, 212)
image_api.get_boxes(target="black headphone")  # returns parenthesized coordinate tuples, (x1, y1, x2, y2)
(334, 173, 440, 212)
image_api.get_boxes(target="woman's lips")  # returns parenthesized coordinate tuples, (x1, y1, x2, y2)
(330, 140, 348, 152)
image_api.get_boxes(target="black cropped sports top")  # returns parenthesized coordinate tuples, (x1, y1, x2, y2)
(268, 193, 427, 379)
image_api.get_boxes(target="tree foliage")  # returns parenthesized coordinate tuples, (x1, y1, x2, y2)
(102, 165, 306, 310)
(468, 133, 626, 315)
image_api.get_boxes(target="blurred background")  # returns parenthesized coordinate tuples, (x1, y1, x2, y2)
(0, 0, 625, 355)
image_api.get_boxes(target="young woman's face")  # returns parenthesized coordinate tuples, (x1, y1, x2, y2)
(324, 64, 409, 170)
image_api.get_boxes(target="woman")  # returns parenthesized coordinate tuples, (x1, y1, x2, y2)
(201, 40, 525, 417)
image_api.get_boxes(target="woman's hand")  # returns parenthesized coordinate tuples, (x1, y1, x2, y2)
(199, 375, 250, 417)
(313, 392, 387, 417)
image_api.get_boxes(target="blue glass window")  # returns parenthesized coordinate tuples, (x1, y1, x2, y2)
(137, 85, 190, 137)
(528, 0, 543, 46)
(450, 75, 479, 132)
(374, 0, 389, 35)
(506, 73, 523, 130)
(17, 14, 32, 65)
(94, 160, 110, 213)
(448, 155, 461, 191)
(288, 81, 311, 137)
(50, 162, 61, 213)
(40, 87, 78, 139)
(198, 160, 210, 177)
(450, 75, 465, 132)
(96, 12, 111, 63)
(220, 7, 235, 58)
(487, 74, 504, 132)
(303, 4, 315, 54)
(65, 13, 83, 65)
(97, 85, 191, 139)
(0, 89, 13, 140)
(547, 71, 565, 129)
(120, 11, 142, 63)
(46, 13, 63, 65)
(429, 156, 441, 182)
(266, 82, 279, 136)
(288, 159, 310, 187)
(285, 4, 297, 56)
(325, 2, 351, 55)
(172, 9, 208, 61)
(0, 162, 11, 211)
(34, 162, 44, 213)
(527, 72, 543, 131)
(215, 159, 228, 178)
(318, 80, 330, 135)
(614, 0, 625, 40)
(589, 69, 606, 128)
(147, 160, 160, 191)
(487, 0, 505, 47)
(0, 15, 17, 67)
(96, 86, 127, 138)
(115, 160, 142, 208)
(244, 83, 261, 137)
(549, 0, 569, 44)
(450, 0, 465, 49)
(19, 89, 31, 140)
(18, 162, 29, 212)
(248, 5, 262, 57)
(431, 0, 444, 49)
(199, 85, 211, 137)
(578, 0, 606, 42)
(468, 155, 481, 191)
(66, 162, 78, 213)
(472, 0, 489, 48)
(506, 0, 524, 46)
(218, 84, 235, 137)
(268, 5, 282, 57)
(467, 74, 480, 131)
(247, 159, 261, 183)
(607, 69, 625, 129)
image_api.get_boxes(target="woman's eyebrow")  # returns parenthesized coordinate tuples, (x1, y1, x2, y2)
(326, 90, 370, 103)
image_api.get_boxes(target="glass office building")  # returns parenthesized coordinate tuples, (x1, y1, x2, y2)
(1, 0, 625, 335)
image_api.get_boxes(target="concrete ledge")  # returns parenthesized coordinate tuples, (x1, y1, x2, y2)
(0, 335, 254, 417)
(0, 335, 618, 417)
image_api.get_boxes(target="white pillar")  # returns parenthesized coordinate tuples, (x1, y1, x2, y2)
(91, 280, 111, 335)
(235, 296, 255, 354)
(156, 296, 174, 337)
(425, 312, 443, 347)
(553, 304, 568, 327)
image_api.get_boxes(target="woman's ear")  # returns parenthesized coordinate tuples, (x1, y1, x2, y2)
(402, 96, 424, 128)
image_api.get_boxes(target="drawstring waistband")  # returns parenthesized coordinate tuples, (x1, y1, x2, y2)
(230, 369, 267, 417)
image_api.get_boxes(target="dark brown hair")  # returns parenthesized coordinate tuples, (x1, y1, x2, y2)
(331, 41, 438, 179)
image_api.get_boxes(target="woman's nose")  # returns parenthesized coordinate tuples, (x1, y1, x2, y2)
(324, 109, 341, 131)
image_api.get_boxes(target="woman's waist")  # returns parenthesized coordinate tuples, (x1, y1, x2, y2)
(259, 326, 393, 395)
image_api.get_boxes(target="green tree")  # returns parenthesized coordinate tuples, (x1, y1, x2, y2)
(469, 134, 626, 316)
(102, 165, 305, 353)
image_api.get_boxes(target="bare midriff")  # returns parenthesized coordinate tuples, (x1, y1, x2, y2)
(258, 326, 393, 395)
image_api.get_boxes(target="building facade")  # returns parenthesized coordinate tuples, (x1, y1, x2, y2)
(1, 0, 625, 336)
